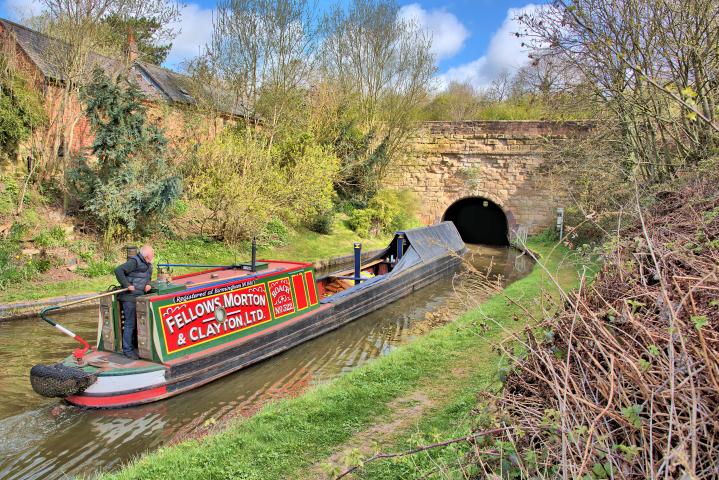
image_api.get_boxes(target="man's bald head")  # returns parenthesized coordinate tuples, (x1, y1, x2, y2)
(140, 244, 154, 262)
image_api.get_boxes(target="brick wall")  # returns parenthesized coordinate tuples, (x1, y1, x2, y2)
(386, 121, 591, 235)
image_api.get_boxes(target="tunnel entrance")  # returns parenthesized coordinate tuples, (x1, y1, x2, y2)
(443, 197, 509, 245)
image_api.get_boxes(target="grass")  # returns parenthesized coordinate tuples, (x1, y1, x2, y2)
(0, 220, 390, 304)
(103, 239, 589, 480)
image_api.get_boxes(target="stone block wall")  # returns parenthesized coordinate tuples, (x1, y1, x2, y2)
(386, 121, 591, 235)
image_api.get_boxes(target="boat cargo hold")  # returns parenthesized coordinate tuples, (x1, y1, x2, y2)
(30, 222, 466, 408)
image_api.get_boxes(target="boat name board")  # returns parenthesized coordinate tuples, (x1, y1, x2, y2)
(159, 283, 272, 354)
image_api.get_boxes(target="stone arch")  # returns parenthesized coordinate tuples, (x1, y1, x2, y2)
(442, 196, 510, 245)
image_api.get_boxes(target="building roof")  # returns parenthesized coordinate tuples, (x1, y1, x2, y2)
(0, 17, 252, 119)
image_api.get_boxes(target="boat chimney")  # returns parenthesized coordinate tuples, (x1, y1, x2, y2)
(396, 233, 405, 261)
(353, 242, 362, 285)
(251, 237, 257, 272)
(125, 245, 137, 259)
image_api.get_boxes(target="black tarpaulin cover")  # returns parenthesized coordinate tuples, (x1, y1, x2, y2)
(400, 221, 466, 263)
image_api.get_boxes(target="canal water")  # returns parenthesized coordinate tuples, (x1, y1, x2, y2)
(0, 246, 532, 479)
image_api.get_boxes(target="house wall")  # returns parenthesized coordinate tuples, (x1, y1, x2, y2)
(0, 23, 236, 171)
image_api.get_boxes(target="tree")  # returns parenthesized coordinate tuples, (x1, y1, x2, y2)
(67, 67, 181, 245)
(184, 128, 338, 242)
(519, 0, 719, 183)
(27, 0, 179, 187)
(321, 0, 435, 203)
(208, 0, 321, 142)
(421, 82, 483, 121)
(99, 14, 172, 65)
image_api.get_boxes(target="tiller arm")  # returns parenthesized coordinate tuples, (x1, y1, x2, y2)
(39, 288, 129, 361)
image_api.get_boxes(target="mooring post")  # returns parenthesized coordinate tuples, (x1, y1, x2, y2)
(251, 237, 257, 272)
(396, 233, 405, 261)
(353, 242, 362, 285)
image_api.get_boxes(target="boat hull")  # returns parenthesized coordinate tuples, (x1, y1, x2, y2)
(66, 252, 463, 408)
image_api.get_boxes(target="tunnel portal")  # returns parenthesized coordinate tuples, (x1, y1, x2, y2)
(443, 197, 509, 245)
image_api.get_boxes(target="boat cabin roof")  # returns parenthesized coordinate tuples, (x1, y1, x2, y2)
(168, 260, 311, 291)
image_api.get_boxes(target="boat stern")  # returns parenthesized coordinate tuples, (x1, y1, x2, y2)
(61, 351, 168, 408)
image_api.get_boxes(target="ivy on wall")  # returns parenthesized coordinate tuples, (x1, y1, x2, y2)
(0, 56, 46, 163)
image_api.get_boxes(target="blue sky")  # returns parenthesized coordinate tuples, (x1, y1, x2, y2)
(0, 0, 545, 89)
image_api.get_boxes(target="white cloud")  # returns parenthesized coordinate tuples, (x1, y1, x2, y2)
(398, 3, 469, 62)
(437, 4, 541, 90)
(3, 0, 43, 21)
(164, 3, 215, 69)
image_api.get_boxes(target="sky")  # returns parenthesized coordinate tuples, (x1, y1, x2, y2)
(0, 0, 545, 90)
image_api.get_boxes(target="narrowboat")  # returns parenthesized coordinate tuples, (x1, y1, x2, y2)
(30, 222, 466, 408)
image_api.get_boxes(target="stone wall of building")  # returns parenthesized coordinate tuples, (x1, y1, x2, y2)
(386, 121, 591, 235)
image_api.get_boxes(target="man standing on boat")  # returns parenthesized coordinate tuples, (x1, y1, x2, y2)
(114, 245, 154, 359)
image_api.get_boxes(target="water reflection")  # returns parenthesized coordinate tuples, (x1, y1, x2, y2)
(0, 245, 532, 479)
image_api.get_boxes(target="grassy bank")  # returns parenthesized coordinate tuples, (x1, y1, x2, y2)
(104, 239, 589, 480)
(0, 221, 389, 304)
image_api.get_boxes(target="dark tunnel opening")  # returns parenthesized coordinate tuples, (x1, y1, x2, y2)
(443, 197, 509, 245)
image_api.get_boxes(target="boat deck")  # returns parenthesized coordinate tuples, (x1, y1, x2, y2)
(80, 350, 164, 374)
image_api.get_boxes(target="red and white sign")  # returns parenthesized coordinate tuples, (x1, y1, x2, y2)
(159, 283, 271, 354)
(268, 277, 296, 318)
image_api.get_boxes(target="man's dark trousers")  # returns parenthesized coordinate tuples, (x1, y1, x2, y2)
(121, 300, 137, 355)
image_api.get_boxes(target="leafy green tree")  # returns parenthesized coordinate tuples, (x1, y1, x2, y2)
(184, 128, 338, 243)
(328, 120, 390, 205)
(68, 67, 181, 245)
(100, 15, 172, 65)
(0, 56, 46, 164)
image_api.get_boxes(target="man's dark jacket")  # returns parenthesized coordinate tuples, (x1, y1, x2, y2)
(114, 253, 152, 302)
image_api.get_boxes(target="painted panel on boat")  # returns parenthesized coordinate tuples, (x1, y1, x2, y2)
(292, 273, 309, 311)
(305, 270, 318, 305)
(159, 282, 272, 354)
(268, 277, 295, 318)
(149, 267, 320, 361)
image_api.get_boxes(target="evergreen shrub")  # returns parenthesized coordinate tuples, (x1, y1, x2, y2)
(308, 210, 335, 235)
(67, 68, 181, 245)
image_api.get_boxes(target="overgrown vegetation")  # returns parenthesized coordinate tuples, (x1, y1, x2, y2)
(0, 53, 46, 164)
(347, 189, 420, 238)
(520, 0, 719, 246)
(0, 223, 53, 290)
(419, 69, 591, 122)
(182, 129, 338, 243)
(472, 173, 719, 479)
